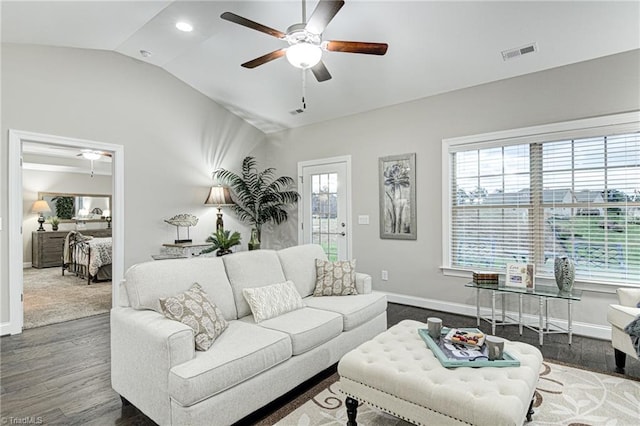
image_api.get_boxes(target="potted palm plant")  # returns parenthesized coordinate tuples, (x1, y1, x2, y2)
(213, 156, 300, 249)
(201, 229, 242, 256)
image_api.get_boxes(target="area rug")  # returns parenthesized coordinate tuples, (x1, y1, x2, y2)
(275, 362, 640, 425)
(23, 267, 112, 329)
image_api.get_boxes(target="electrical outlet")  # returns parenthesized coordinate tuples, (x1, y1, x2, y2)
(381, 270, 388, 281)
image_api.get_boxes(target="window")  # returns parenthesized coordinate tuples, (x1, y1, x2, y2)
(443, 113, 640, 286)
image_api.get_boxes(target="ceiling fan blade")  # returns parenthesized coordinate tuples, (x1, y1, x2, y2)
(221, 12, 286, 39)
(241, 49, 286, 69)
(324, 40, 388, 55)
(311, 61, 332, 82)
(305, 0, 345, 34)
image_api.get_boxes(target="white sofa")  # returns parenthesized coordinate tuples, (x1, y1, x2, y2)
(111, 244, 387, 425)
(607, 287, 640, 373)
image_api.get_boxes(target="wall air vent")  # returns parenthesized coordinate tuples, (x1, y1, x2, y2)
(501, 42, 538, 61)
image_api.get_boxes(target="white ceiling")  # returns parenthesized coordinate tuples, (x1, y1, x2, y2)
(2, 1, 640, 134)
(21, 142, 113, 176)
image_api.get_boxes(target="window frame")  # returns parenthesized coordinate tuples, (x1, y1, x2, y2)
(442, 111, 640, 291)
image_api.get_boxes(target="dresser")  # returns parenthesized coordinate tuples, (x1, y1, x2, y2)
(32, 229, 112, 268)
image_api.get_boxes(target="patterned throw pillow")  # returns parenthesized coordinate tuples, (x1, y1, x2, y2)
(313, 259, 358, 296)
(159, 283, 228, 351)
(242, 280, 304, 323)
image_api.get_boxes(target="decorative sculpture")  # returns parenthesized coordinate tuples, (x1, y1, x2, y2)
(164, 214, 199, 243)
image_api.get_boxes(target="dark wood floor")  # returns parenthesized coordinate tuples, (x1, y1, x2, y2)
(1, 303, 637, 425)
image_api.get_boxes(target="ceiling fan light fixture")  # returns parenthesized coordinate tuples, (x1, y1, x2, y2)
(286, 43, 322, 69)
(81, 152, 102, 161)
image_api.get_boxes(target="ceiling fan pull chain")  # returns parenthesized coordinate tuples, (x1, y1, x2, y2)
(90, 159, 95, 178)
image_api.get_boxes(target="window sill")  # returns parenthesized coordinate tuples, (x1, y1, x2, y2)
(440, 267, 639, 294)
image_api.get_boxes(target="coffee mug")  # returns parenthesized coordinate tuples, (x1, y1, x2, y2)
(427, 317, 443, 339)
(485, 335, 504, 361)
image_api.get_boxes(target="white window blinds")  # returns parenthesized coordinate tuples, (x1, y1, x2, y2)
(448, 129, 640, 285)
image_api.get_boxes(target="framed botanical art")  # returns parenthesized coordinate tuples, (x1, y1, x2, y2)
(379, 153, 416, 240)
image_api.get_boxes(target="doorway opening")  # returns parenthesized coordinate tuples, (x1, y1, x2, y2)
(5, 130, 124, 335)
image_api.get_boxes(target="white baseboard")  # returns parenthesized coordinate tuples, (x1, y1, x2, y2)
(0, 321, 21, 336)
(23, 262, 31, 268)
(382, 291, 612, 341)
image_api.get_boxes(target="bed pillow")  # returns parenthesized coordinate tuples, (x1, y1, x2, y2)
(159, 283, 228, 351)
(313, 259, 358, 296)
(242, 280, 304, 323)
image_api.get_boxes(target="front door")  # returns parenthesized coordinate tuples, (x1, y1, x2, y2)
(298, 157, 351, 261)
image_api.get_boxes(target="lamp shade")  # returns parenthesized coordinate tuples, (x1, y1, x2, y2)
(31, 200, 51, 214)
(204, 186, 234, 206)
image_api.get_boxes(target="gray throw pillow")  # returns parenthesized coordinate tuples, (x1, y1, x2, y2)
(159, 283, 228, 351)
(313, 259, 358, 296)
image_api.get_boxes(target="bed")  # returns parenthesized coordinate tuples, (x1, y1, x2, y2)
(62, 231, 113, 284)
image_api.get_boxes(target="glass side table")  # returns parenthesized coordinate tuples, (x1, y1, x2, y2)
(465, 282, 583, 345)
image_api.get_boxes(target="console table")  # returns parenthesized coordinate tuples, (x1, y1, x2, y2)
(465, 282, 582, 345)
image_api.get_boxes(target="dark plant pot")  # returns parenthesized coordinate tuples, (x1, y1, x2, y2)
(216, 249, 233, 257)
(52, 225, 59, 231)
(248, 228, 260, 251)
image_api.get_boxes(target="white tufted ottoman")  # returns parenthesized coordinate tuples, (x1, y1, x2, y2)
(338, 319, 543, 426)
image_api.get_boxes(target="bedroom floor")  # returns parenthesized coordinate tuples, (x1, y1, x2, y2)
(22, 267, 112, 329)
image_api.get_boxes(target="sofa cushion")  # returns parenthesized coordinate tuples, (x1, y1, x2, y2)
(241, 307, 343, 355)
(314, 259, 357, 296)
(223, 250, 287, 318)
(607, 304, 640, 329)
(124, 257, 237, 320)
(168, 320, 291, 407)
(278, 244, 328, 297)
(242, 280, 304, 323)
(160, 283, 228, 351)
(303, 292, 388, 331)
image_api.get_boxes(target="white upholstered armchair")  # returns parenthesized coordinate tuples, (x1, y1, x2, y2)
(607, 288, 640, 373)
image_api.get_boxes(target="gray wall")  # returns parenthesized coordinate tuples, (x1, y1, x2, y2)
(1, 44, 265, 324)
(259, 49, 640, 332)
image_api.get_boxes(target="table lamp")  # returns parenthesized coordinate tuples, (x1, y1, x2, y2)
(204, 186, 235, 231)
(103, 209, 112, 228)
(31, 200, 52, 231)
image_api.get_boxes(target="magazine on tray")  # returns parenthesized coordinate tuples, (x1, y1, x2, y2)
(442, 329, 488, 360)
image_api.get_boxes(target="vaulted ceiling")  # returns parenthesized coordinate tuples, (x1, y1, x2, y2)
(3, 1, 639, 134)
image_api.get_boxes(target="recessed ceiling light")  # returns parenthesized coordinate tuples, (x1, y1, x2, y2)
(176, 21, 193, 32)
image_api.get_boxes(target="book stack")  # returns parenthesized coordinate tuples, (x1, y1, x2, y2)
(472, 272, 499, 286)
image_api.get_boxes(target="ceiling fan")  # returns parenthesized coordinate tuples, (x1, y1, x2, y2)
(77, 150, 112, 177)
(77, 150, 112, 160)
(221, 0, 388, 82)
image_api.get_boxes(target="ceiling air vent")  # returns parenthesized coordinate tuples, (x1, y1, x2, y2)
(290, 108, 305, 115)
(501, 42, 538, 61)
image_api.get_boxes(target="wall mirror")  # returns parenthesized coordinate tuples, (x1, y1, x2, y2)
(38, 192, 112, 222)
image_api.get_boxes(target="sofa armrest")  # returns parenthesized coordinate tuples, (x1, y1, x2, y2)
(111, 307, 195, 425)
(617, 288, 640, 307)
(356, 273, 372, 294)
(607, 303, 640, 329)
